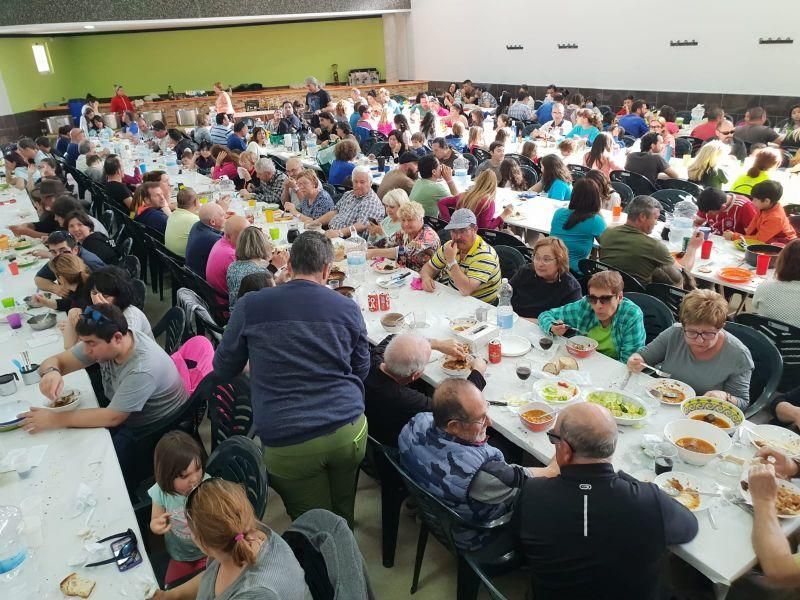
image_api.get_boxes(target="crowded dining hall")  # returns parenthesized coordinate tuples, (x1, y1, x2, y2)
(1, 1, 800, 599)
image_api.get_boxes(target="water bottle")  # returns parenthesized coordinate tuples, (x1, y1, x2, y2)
(496, 278, 514, 331)
(306, 132, 317, 158)
(453, 155, 468, 186)
(291, 135, 300, 153)
(690, 104, 705, 124)
(0, 505, 27, 583)
(346, 234, 367, 286)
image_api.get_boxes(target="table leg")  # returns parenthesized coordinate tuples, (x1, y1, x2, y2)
(713, 581, 730, 600)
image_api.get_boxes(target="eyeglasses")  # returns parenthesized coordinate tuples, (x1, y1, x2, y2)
(547, 431, 563, 445)
(533, 255, 556, 263)
(684, 328, 719, 341)
(587, 294, 616, 305)
(85, 529, 140, 571)
(650, 125, 663, 129)
(81, 306, 111, 325)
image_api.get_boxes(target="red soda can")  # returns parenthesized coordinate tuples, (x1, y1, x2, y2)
(488, 339, 502, 363)
(379, 292, 390, 311)
(367, 292, 380, 312)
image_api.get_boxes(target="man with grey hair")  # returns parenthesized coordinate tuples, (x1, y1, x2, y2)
(312, 166, 385, 238)
(280, 156, 306, 206)
(514, 402, 698, 599)
(305, 76, 331, 114)
(533, 102, 573, 138)
(365, 333, 486, 446)
(214, 230, 369, 527)
(399, 378, 557, 550)
(599, 195, 702, 287)
(240, 157, 288, 205)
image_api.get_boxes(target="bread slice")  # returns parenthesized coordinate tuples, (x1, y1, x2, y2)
(558, 357, 579, 372)
(60, 573, 96, 598)
(542, 362, 560, 375)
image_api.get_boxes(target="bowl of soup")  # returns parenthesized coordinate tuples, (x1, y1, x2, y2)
(680, 396, 744, 436)
(518, 401, 556, 432)
(664, 419, 732, 466)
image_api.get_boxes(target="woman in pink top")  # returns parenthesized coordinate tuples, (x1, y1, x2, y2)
(211, 146, 239, 180)
(583, 132, 624, 177)
(437, 170, 512, 230)
(213, 82, 234, 117)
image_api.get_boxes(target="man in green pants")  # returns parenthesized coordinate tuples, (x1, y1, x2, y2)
(213, 232, 369, 525)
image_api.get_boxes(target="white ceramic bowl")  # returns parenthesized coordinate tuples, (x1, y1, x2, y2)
(42, 389, 81, 412)
(440, 355, 471, 378)
(664, 419, 732, 466)
(680, 396, 745, 436)
(585, 389, 648, 426)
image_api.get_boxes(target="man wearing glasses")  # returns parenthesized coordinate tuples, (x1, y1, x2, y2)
(398, 379, 557, 550)
(514, 402, 698, 599)
(18, 304, 188, 490)
(33, 230, 106, 297)
(713, 120, 747, 161)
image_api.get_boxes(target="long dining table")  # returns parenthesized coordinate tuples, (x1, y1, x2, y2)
(346, 259, 798, 599)
(0, 239, 157, 599)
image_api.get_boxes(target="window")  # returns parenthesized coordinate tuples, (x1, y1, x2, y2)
(32, 44, 52, 74)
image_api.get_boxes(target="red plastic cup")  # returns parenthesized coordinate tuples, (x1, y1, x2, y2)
(701, 239, 713, 260)
(755, 253, 771, 276)
(7, 262, 19, 276)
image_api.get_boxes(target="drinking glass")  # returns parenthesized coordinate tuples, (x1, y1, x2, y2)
(412, 310, 427, 329)
(516, 359, 533, 390)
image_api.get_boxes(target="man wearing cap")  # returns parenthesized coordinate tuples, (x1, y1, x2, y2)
(10, 178, 65, 239)
(420, 208, 501, 303)
(377, 152, 419, 200)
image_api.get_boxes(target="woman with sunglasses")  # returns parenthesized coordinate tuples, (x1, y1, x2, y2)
(628, 290, 753, 409)
(538, 270, 646, 363)
(153, 478, 310, 600)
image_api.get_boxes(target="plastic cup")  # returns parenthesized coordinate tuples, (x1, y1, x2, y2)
(265, 210, 275, 223)
(269, 227, 280, 241)
(701, 239, 713, 259)
(756, 253, 771, 276)
(8, 261, 19, 276)
(0, 235, 8, 251)
(612, 205, 622, 218)
(1, 297, 15, 309)
(698, 226, 711, 240)
(6, 312, 22, 329)
(248, 198, 256, 209)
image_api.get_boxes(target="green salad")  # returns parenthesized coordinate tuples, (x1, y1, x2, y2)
(540, 382, 576, 403)
(587, 391, 647, 419)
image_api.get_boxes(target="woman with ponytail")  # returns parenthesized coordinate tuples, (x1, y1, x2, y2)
(154, 478, 311, 600)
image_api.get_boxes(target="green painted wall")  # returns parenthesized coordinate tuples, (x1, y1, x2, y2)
(0, 18, 385, 113)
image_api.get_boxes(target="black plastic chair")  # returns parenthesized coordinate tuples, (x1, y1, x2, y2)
(610, 181, 634, 207)
(201, 373, 256, 451)
(723, 321, 784, 418)
(578, 259, 646, 293)
(682, 136, 706, 156)
(117, 236, 133, 257)
(118, 254, 141, 280)
(177, 287, 225, 346)
(478, 228, 529, 251)
(370, 141, 388, 158)
(206, 436, 268, 518)
(363, 437, 408, 568)
(568, 164, 590, 178)
(624, 292, 675, 344)
(735, 314, 799, 393)
(506, 153, 536, 170)
(472, 148, 491, 163)
(130, 278, 146, 311)
(383, 447, 521, 599)
(660, 178, 703, 199)
(464, 554, 512, 600)
(494, 245, 527, 279)
(270, 155, 287, 172)
(652, 189, 695, 213)
(424, 215, 448, 231)
(462, 152, 478, 176)
(519, 165, 538, 187)
(674, 137, 693, 158)
(152, 306, 186, 356)
(610, 170, 657, 197)
(644, 282, 687, 320)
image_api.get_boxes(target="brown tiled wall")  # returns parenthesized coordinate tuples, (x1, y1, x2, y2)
(427, 81, 799, 124)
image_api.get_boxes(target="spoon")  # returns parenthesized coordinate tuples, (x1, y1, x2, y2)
(11, 359, 23, 373)
(648, 388, 681, 401)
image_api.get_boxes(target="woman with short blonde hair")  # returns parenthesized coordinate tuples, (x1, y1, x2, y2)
(367, 188, 408, 244)
(284, 170, 334, 223)
(368, 200, 440, 271)
(226, 227, 282, 307)
(687, 141, 729, 189)
(629, 289, 754, 409)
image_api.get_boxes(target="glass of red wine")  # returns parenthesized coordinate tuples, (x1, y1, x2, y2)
(516, 359, 533, 390)
(538, 335, 554, 359)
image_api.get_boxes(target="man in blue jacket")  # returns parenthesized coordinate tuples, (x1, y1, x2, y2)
(213, 231, 370, 527)
(618, 99, 650, 138)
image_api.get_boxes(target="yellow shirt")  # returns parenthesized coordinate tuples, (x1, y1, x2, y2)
(430, 235, 501, 303)
(164, 208, 200, 257)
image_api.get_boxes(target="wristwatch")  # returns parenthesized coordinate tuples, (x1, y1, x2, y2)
(447, 260, 458, 269)
(39, 366, 60, 377)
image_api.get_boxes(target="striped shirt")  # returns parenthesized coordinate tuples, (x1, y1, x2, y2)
(430, 235, 501, 303)
(209, 124, 230, 146)
(507, 101, 532, 121)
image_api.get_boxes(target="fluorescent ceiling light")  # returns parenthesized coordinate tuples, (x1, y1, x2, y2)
(32, 43, 52, 73)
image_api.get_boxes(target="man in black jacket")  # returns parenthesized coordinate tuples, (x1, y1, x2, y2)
(364, 333, 485, 446)
(514, 402, 699, 600)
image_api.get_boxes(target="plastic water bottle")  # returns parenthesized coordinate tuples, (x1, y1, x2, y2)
(496, 278, 514, 331)
(291, 135, 300, 153)
(346, 234, 367, 286)
(453, 155, 468, 186)
(0, 505, 27, 584)
(306, 132, 317, 158)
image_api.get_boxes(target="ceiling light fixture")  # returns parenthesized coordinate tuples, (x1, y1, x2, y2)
(83, 25, 95, 30)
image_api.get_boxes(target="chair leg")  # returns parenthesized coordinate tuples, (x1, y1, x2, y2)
(456, 556, 481, 600)
(380, 480, 404, 568)
(410, 524, 429, 594)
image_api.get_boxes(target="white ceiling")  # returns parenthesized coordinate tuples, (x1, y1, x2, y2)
(0, 9, 409, 35)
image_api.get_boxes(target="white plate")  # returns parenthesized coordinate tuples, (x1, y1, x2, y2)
(500, 335, 531, 357)
(644, 378, 696, 406)
(428, 349, 443, 364)
(745, 424, 800, 455)
(740, 470, 800, 518)
(0, 398, 30, 427)
(533, 378, 581, 405)
(371, 260, 399, 274)
(654, 472, 709, 512)
(439, 355, 471, 378)
(376, 271, 411, 288)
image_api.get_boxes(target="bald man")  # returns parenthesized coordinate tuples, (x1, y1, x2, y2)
(206, 215, 248, 300)
(65, 128, 85, 167)
(514, 403, 698, 600)
(365, 333, 486, 446)
(185, 202, 226, 275)
(280, 156, 306, 207)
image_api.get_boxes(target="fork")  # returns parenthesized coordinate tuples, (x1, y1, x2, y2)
(640, 362, 672, 378)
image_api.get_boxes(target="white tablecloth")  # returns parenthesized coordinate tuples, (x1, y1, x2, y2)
(0, 246, 156, 599)
(351, 265, 798, 591)
(0, 187, 39, 230)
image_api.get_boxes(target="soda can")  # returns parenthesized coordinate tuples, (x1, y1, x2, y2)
(367, 292, 380, 312)
(378, 292, 390, 311)
(488, 339, 502, 364)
